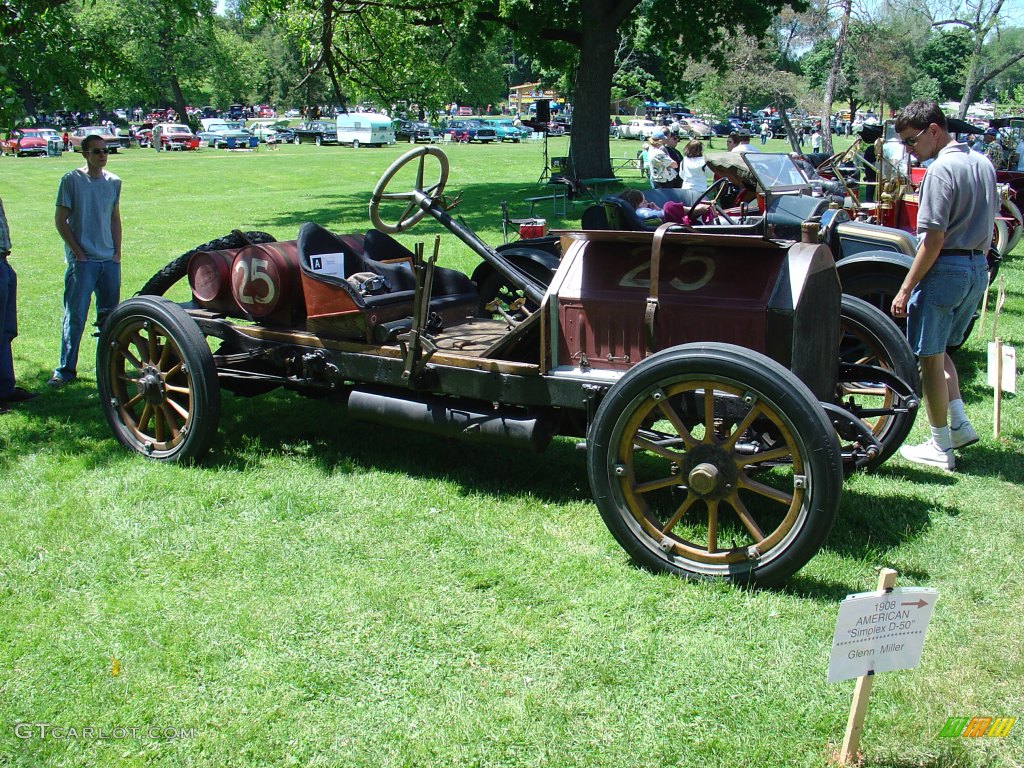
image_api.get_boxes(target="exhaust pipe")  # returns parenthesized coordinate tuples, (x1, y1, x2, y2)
(343, 387, 554, 452)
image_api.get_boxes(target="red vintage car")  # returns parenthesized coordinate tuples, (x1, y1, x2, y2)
(1, 127, 60, 157)
(152, 123, 201, 151)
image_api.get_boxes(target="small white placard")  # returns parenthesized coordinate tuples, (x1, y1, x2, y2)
(987, 343, 1017, 394)
(827, 587, 938, 683)
(308, 251, 346, 279)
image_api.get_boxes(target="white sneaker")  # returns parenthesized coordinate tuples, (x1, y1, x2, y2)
(900, 439, 954, 471)
(950, 421, 979, 449)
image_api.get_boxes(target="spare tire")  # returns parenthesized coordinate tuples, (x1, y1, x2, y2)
(137, 230, 277, 297)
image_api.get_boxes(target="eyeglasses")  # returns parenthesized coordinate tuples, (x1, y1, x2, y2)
(87, 148, 110, 155)
(900, 127, 927, 148)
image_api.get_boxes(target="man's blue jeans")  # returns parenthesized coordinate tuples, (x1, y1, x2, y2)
(56, 259, 120, 381)
(0, 258, 16, 397)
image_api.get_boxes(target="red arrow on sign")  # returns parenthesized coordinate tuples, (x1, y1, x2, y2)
(902, 599, 928, 608)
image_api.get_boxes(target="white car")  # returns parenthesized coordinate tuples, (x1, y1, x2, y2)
(614, 119, 658, 140)
(248, 119, 289, 142)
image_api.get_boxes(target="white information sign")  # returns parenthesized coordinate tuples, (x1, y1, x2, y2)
(987, 342, 1017, 394)
(827, 587, 938, 683)
(308, 251, 347, 279)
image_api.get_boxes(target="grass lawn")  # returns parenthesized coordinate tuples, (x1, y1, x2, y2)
(1, 137, 1021, 768)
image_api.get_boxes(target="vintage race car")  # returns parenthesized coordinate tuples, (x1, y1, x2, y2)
(97, 147, 919, 587)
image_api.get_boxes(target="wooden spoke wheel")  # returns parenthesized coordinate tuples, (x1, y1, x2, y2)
(837, 295, 919, 470)
(588, 343, 842, 587)
(97, 296, 220, 463)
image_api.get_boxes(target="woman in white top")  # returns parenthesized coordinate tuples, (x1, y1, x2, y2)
(679, 139, 709, 192)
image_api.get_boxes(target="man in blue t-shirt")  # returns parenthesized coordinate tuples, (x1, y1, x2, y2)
(51, 134, 122, 388)
(890, 101, 997, 471)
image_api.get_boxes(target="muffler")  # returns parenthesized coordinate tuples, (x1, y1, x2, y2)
(343, 387, 554, 452)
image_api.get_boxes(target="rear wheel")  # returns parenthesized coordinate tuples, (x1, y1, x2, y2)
(588, 343, 843, 587)
(97, 296, 220, 463)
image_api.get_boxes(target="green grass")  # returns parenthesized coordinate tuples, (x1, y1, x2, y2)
(1, 138, 1022, 768)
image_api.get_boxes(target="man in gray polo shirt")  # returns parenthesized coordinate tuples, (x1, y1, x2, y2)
(890, 100, 997, 470)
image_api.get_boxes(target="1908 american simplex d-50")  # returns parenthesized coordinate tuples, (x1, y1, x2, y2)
(97, 147, 919, 587)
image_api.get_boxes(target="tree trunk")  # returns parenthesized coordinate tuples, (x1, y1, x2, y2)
(569, 0, 622, 179)
(958, 31, 985, 119)
(820, 0, 852, 156)
(170, 74, 191, 130)
(779, 108, 801, 154)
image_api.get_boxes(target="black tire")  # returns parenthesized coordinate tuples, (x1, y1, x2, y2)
(97, 296, 220, 463)
(136, 230, 277, 297)
(839, 269, 905, 323)
(587, 343, 843, 587)
(838, 295, 920, 469)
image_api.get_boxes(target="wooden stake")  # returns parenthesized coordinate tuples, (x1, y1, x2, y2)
(994, 337, 1003, 439)
(978, 283, 989, 339)
(838, 568, 899, 765)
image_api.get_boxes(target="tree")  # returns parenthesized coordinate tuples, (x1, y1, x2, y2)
(927, 0, 1024, 117)
(818, 0, 853, 154)
(246, 0, 796, 178)
(476, 0, 797, 177)
(920, 28, 972, 100)
(0, 0, 219, 125)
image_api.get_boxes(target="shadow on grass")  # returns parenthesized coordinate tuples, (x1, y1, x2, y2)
(211, 388, 591, 507)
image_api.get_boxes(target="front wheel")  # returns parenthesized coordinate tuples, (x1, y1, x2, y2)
(588, 343, 842, 587)
(838, 295, 920, 469)
(97, 296, 220, 463)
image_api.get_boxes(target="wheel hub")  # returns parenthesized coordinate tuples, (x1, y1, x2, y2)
(136, 366, 165, 405)
(678, 443, 738, 500)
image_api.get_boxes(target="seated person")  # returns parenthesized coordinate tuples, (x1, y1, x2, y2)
(618, 189, 712, 227)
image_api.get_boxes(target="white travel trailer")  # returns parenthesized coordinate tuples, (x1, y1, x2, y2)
(335, 112, 395, 148)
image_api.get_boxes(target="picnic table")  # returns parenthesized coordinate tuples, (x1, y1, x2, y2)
(577, 177, 623, 203)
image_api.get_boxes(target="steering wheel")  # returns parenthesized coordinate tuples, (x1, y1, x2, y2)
(814, 142, 858, 174)
(686, 177, 736, 225)
(369, 146, 449, 234)
(813, 143, 861, 204)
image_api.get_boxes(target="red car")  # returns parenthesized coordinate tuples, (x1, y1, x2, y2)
(1, 127, 59, 157)
(152, 123, 200, 151)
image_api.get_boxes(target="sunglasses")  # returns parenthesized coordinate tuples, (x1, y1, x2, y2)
(900, 127, 927, 148)
(87, 148, 110, 155)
